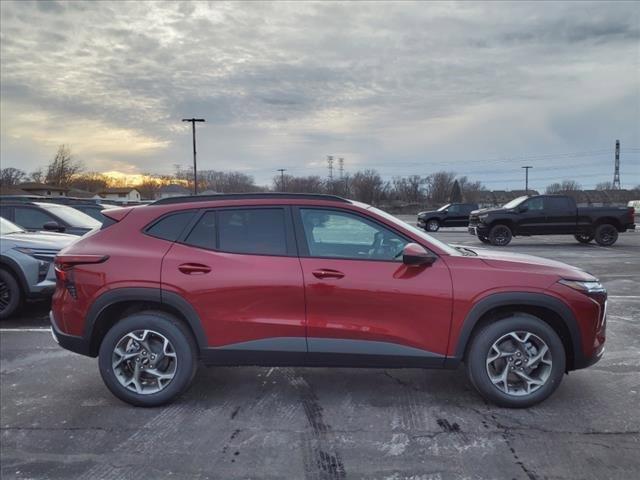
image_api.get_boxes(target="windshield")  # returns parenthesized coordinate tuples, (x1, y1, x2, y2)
(437, 203, 451, 212)
(367, 206, 461, 256)
(37, 203, 101, 228)
(502, 196, 528, 209)
(0, 217, 24, 235)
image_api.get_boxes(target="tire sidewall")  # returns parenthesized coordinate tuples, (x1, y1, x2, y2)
(594, 224, 618, 246)
(489, 224, 512, 246)
(98, 312, 197, 407)
(466, 316, 566, 408)
(0, 268, 22, 320)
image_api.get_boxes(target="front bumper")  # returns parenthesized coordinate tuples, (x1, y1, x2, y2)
(49, 311, 93, 357)
(468, 225, 489, 236)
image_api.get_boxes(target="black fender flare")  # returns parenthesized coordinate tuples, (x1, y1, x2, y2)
(448, 292, 584, 368)
(84, 287, 208, 352)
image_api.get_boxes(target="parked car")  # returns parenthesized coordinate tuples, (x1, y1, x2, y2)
(0, 217, 77, 318)
(51, 193, 607, 408)
(40, 198, 110, 223)
(468, 194, 635, 246)
(0, 200, 101, 235)
(417, 203, 479, 231)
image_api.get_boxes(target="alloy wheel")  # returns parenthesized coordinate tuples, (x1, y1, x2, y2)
(426, 220, 439, 231)
(112, 329, 178, 395)
(491, 226, 511, 246)
(597, 226, 616, 246)
(485, 331, 552, 396)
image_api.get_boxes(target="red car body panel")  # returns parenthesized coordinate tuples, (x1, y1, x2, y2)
(51, 196, 605, 370)
(162, 242, 306, 347)
(300, 257, 452, 356)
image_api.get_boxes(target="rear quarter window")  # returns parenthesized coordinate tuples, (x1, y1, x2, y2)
(146, 211, 196, 241)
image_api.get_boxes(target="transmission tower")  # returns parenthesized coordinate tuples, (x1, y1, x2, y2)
(338, 158, 344, 180)
(327, 155, 334, 181)
(613, 140, 621, 189)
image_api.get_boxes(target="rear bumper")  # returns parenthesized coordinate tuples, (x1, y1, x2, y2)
(49, 311, 93, 357)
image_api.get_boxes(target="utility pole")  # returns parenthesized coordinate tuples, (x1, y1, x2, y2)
(613, 140, 621, 189)
(522, 166, 533, 195)
(182, 118, 205, 194)
(327, 155, 334, 181)
(277, 168, 287, 191)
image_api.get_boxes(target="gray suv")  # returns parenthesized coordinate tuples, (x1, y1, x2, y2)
(0, 217, 77, 319)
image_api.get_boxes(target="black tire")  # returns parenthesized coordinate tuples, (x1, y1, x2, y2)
(0, 268, 22, 320)
(478, 235, 491, 244)
(574, 233, 594, 244)
(488, 224, 512, 246)
(466, 315, 565, 408)
(98, 311, 198, 407)
(425, 219, 440, 232)
(594, 224, 618, 246)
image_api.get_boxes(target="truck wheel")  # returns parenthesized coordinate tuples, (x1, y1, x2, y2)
(594, 224, 618, 246)
(98, 311, 198, 407)
(574, 233, 594, 244)
(489, 224, 512, 246)
(466, 315, 565, 408)
(425, 219, 440, 232)
(478, 235, 491, 244)
(0, 268, 22, 320)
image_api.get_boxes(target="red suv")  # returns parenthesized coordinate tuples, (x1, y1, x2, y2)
(50, 194, 607, 408)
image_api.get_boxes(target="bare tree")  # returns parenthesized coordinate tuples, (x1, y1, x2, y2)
(390, 175, 427, 203)
(69, 172, 108, 192)
(546, 180, 582, 193)
(350, 169, 385, 204)
(449, 180, 462, 202)
(595, 181, 615, 190)
(456, 176, 486, 202)
(0, 167, 27, 186)
(426, 171, 456, 205)
(199, 170, 259, 193)
(30, 168, 45, 183)
(45, 145, 83, 187)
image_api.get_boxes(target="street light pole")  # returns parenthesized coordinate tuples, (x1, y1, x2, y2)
(277, 169, 287, 191)
(521, 166, 533, 195)
(182, 118, 205, 195)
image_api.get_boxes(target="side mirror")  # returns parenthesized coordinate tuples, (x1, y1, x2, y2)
(402, 243, 436, 267)
(43, 221, 64, 232)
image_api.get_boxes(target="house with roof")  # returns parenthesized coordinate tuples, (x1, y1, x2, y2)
(99, 188, 141, 202)
(157, 184, 191, 199)
(16, 182, 68, 196)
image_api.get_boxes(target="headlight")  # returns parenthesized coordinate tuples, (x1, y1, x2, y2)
(13, 248, 51, 282)
(559, 279, 605, 294)
(478, 214, 489, 223)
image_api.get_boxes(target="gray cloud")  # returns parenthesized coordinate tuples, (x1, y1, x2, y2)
(0, 0, 638, 188)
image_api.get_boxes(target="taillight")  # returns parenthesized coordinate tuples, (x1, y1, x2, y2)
(54, 255, 108, 300)
(629, 207, 635, 223)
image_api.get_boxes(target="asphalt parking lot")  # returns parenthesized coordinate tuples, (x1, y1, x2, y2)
(1, 228, 639, 480)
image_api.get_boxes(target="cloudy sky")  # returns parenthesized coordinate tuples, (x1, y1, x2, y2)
(1, 0, 639, 189)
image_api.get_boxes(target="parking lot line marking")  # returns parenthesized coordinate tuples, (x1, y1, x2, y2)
(608, 295, 640, 299)
(0, 328, 51, 332)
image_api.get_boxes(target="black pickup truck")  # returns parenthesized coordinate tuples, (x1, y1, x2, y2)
(468, 194, 635, 246)
(417, 202, 478, 231)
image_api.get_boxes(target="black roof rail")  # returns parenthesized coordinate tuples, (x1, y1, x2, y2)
(152, 193, 350, 205)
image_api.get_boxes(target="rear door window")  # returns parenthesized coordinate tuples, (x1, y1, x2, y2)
(218, 209, 287, 255)
(184, 208, 288, 256)
(545, 197, 572, 212)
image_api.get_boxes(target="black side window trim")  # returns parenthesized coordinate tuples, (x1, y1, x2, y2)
(292, 206, 418, 262)
(178, 205, 298, 258)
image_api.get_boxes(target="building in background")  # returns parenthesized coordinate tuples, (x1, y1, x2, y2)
(99, 188, 141, 202)
(16, 182, 68, 197)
